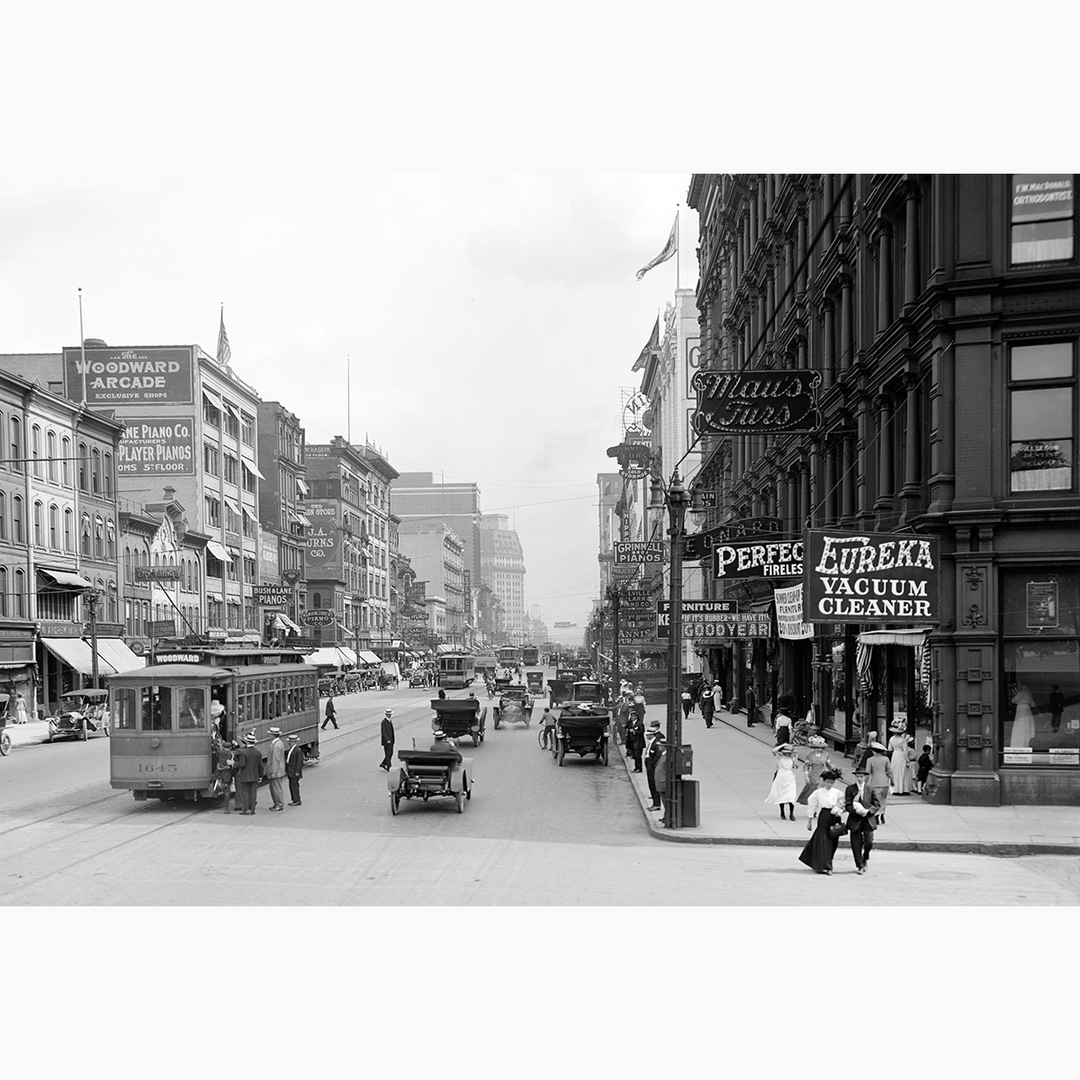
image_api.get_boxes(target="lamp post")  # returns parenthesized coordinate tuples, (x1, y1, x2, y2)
(605, 584, 621, 711)
(651, 468, 691, 829)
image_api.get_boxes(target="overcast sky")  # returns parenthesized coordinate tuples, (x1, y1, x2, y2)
(0, 173, 697, 640)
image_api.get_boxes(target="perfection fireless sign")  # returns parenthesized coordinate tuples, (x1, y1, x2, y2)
(802, 530, 939, 623)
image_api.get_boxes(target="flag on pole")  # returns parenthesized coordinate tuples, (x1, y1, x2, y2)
(636, 215, 678, 280)
(631, 318, 660, 371)
(216, 304, 231, 366)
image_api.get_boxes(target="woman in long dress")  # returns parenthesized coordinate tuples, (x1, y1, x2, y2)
(798, 768, 845, 874)
(1010, 685, 1036, 748)
(766, 743, 799, 820)
(797, 735, 834, 804)
(888, 727, 911, 794)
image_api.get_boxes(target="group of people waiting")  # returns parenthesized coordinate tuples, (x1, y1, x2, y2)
(211, 727, 305, 815)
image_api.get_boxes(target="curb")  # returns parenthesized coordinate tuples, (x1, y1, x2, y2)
(613, 715, 1078, 857)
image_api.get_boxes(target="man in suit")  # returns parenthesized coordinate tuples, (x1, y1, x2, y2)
(236, 732, 264, 816)
(844, 763, 881, 874)
(285, 735, 304, 805)
(266, 727, 287, 811)
(380, 709, 395, 771)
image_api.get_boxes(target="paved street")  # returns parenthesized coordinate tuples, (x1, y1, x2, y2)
(0, 679, 1076, 905)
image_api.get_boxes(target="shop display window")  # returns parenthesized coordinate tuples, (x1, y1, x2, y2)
(1001, 571, 1080, 766)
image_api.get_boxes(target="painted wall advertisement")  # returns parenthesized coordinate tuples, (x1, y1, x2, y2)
(303, 502, 342, 577)
(62, 345, 194, 405)
(117, 416, 196, 476)
(773, 584, 815, 640)
(802, 530, 940, 624)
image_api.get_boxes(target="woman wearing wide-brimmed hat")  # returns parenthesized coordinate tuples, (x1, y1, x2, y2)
(766, 742, 799, 820)
(797, 767, 846, 874)
(797, 735, 835, 804)
(866, 740, 893, 824)
(888, 723, 912, 795)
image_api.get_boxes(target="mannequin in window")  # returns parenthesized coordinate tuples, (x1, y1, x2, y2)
(1010, 684, 1036, 748)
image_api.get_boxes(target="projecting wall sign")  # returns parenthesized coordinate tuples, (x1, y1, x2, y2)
(691, 369, 822, 435)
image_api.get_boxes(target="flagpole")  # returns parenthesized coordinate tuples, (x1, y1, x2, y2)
(347, 355, 351, 443)
(78, 287, 86, 404)
(676, 205, 681, 291)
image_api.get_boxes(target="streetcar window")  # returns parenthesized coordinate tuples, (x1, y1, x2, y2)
(113, 688, 137, 730)
(142, 687, 174, 732)
(178, 688, 206, 730)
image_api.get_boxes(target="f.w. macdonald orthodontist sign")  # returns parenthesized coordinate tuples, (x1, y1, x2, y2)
(802, 530, 940, 624)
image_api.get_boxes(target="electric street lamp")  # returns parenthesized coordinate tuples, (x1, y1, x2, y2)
(649, 468, 694, 829)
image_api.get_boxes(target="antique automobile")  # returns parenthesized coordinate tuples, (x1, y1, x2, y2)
(48, 688, 111, 743)
(0, 712, 9, 757)
(429, 697, 485, 747)
(408, 668, 430, 688)
(317, 675, 343, 697)
(525, 670, 545, 695)
(552, 681, 611, 766)
(388, 736, 473, 814)
(493, 686, 533, 729)
(546, 676, 574, 707)
(343, 671, 364, 694)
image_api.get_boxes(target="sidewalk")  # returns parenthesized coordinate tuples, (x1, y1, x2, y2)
(616, 702, 1080, 856)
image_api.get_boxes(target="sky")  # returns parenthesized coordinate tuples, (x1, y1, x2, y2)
(0, 173, 698, 641)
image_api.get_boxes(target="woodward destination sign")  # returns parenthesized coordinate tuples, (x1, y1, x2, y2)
(803, 530, 940, 624)
(713, 540, 803, 579)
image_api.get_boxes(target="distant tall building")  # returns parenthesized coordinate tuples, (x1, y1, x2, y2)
(479, 514, 525, 642)
(390, 472, 482, 583)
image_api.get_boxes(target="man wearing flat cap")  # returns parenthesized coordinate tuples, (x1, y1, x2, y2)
(380, 709, 395, 771)
(285, 735, 304, 805)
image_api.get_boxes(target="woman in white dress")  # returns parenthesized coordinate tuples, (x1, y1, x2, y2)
(766, 743, 799, 820)
(1010, 685, 1036, 748)
(888, 726, 912, 794)
(15, 692, 28, 724)
(798, 768, 846, 874)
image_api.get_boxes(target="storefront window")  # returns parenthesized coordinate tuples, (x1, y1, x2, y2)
(1001, 571, 1080, 766)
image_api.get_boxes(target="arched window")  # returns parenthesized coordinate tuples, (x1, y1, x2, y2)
(312, 591, 322, 609)
(106, 519, 115, 559)
(13, 568, 25, 617)
(31, 424, 42, 477)
(61, 436, 71, 487)
(81, 512, 91, 556)
(47, 431, 57, 482)
(0, 490, 5, 541)
(103, 453, 113, 495)
(64, 508, 73, 552)
(12, 495, 24, 544)
(49, 504, 59, 549)
(77, 442, 87, 491)
(108, 581, 117, 622)
(10, 417, 23, 473)
(0, 567, 6, 616)
(94, 516, 104, 558)
(33, 501, 44, 547)
(91, 448, 101, 494)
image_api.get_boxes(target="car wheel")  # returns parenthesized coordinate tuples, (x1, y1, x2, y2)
(557, 740, 565, 766)
(390, 791, 400, 815)
(0, 731, 10, 756)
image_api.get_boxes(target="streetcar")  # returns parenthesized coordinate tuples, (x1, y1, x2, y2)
(497, 645, 522, 668)
(521, 645, 540, 667)
(436, 652, 476, 689)
(108, 644, 319, 802)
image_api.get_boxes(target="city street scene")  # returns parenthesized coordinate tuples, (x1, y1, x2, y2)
(1, 170, 1077, 911)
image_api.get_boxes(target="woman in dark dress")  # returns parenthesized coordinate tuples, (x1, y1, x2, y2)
(797, 767, 845, 874)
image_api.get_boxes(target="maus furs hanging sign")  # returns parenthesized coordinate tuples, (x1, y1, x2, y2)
(803, 531, 940, 624)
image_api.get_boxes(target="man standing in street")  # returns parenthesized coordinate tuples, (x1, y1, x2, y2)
(266, 727, 286, 811)
(322, 693, 338, 730)
(701, 683, 714, 729)
(236, 732, 264, 815)
(844, 764, 881, 874)
(380, 709, 395, 770)
(745, 683, 757, 728)
(285, 734, 304, 805)
(645, 727, 665, 810)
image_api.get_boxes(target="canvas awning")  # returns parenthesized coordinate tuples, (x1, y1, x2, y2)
(242, 458, 265, 480)
(223, 496, 241, 516)
(436, 643, 457, 655)
(356, 650, 382, 665)
(205, 540, 231, 562)
(296, 477, 310, 497)
(41, 637, 115, 676)
(38, 567, 92, 589)
(857, 628, 933, 647)
(306, 647, 348, 668)
(271, 613, 302, 633)
(94, 638, 145, 673)
(201, 387, 222, 409)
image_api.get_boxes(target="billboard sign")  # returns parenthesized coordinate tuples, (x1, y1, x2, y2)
(614, 541, 665, 564)
(713, 540, 803, 580)
(63, 345, 195, 406)
(773, 584, 815, 640)
(134, 565, 184, 582)
(691, 369, 822, 436)
(253, 585, 292, 606)
(802, 530, 940, 624)
(674, 611, 771, 641)
(300, 608, 336, 627)
(684, 518, 782, 561)
(304, 502, 342, 576)
(116, 417, 196, 476)
(656, 599, 739, 638)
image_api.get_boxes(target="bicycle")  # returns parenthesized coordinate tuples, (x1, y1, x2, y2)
(538, 724, 556, 751)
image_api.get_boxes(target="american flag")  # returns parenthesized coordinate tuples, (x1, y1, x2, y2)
(216, 305, 231, 366)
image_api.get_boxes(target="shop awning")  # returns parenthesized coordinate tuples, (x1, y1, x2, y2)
(306, 647, 346, 668)
(436, 643, 458, 655)
(40, 637, 116, 676)
(202, 387, 222, 409)
(223, 496, 241, 516)
(294, 512, 312, 527)
(296, 477, 310, 497)
(357, 650, 382, 665)
(94, 638, 145, 673)
(38, 567, 92, 589)
(271, 613, 302, 633)
(206, 540, 231, 562)
(242, 458, 265, 480)
(857, 628, 933, 647)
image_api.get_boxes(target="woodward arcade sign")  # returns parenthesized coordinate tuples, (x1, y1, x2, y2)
(63, 346, 195, 406)
(690, 369, 822, 436)
(802, 531, 940, 624)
